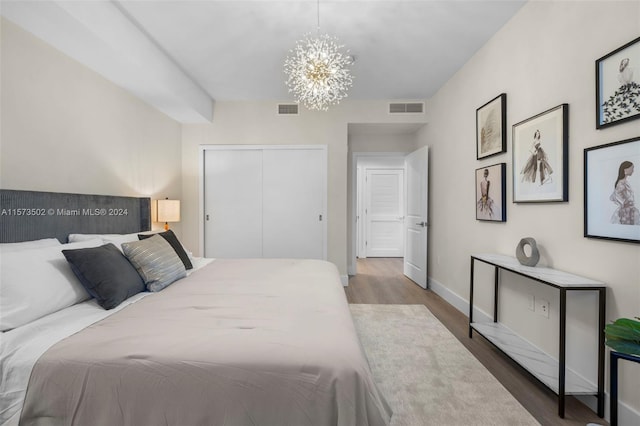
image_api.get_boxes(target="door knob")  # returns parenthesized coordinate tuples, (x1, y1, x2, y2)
(415, 221, 427, 227)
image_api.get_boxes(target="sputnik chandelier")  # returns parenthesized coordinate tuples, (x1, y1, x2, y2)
(284, 0, 353, 111)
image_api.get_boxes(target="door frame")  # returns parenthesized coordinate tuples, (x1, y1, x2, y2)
(349, 152, 408, 275)
(199, 144, 328, 259)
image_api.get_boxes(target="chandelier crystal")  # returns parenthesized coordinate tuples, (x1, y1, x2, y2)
(284, 15, 353, 111)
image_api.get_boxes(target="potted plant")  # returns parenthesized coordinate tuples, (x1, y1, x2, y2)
(605, 317, 640, 355)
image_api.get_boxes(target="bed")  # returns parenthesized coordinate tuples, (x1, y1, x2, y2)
(0, 190, 392, 426)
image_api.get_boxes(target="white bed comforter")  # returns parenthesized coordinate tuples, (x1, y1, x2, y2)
(6, 259, 391, 426)
(0, 258, 212, 426)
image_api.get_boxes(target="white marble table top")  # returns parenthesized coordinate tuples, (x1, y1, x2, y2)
(472, 254, 605, 288)
(470, 322, 597, 395)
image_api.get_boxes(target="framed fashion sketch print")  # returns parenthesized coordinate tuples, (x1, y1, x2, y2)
(596, 36, 640, 129)
(475, 163, 506, 222)
(584, 136, 640, 243)
(512, 104, 569, 203)
(476, 93, 507, 159)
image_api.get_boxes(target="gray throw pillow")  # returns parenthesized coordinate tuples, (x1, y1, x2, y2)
(62, 243, 145, 310)
(138, 230, 192, 270)
(122, 234, 186, 292)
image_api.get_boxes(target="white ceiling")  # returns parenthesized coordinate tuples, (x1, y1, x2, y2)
(1, 0, 527, 122)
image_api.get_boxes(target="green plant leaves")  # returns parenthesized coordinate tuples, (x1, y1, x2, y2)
(605, 317, 640, 355)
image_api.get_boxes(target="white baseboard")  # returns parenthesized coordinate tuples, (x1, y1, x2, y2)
(576, 394, 640, 426)
(341, 275, 348, 287)
(427, 277, 492, 323)
(427, 277, 640, 426)
(347, 264, 356, 276)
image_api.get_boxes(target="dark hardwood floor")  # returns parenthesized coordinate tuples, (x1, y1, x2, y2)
(345, 258, 607, 426)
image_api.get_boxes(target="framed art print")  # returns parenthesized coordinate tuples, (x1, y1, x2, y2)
(476, 93, 506, 160)
(584, 136, 640, 243)
(475, 163, 506, 222)
(512, 104, 569, 203)
(596, 36, 640, 129)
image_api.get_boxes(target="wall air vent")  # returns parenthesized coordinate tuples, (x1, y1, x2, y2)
(388, 102, 424, 114)
(278, 104, 299, 115)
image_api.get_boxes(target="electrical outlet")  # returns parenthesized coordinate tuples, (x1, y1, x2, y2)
(535, 298, 550, 318)
(527, 294, 535, 311)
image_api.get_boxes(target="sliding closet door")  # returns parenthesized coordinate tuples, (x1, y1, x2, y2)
(262, 149, 325, 259)
(203, 146, 326, 260)
(203, 149, 262, 258)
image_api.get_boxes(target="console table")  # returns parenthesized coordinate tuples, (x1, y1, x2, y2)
(468, 254, 606, 418)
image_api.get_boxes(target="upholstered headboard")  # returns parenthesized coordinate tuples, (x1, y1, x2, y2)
(0, 190, 151, 243)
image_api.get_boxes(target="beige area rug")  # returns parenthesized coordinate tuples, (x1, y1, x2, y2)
(350, 304, 540, 426)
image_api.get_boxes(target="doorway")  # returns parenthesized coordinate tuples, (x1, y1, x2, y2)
(351, 147, 429, 288)
(356, 157, 405, 259)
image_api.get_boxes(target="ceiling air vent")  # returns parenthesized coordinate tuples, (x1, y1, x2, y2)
(389, 102, 424, 114)
(278, 104, 299, 115)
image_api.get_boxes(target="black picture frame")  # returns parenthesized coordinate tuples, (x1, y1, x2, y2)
(584, 136, 640, 243)
(476, 93, 507, 160)
(512, 104, 569, 203)
(475, 163, 506, 222)
(596, 36, 640, 129)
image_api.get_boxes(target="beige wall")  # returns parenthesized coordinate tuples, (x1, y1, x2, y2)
(419, 0, 640, 419)
(348, 132, 418, 153)
(181, 101, 426, 275)
(0, 18, 182, 233)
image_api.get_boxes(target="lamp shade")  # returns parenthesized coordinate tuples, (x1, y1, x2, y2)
(157, 199, 180, 223)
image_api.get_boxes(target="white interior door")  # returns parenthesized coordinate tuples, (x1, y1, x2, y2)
(204, 149, 263, 258)
(365, 169, 404, 257)
(404, 147, 429, 288)
(262, 149, 325, 259)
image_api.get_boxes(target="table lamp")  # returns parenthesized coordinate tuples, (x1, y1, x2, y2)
(156, 198, 180, 231)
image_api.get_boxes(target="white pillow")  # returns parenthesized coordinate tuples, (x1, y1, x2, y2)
(0, 238, 61, 253)
(68, 233, 139, 243)
(0, 238, 103, 331)
(68, 232, 157, 252)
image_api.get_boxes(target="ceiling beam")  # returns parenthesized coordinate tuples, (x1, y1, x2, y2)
(1, 0, 214, 123)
